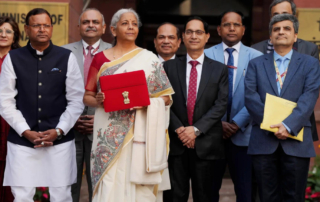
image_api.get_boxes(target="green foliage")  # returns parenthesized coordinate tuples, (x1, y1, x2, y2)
(305, 156, 320, 202)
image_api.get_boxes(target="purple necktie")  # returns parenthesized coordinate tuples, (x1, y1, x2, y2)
(187, 60, 199, 125)
(83, 45, 93, 85)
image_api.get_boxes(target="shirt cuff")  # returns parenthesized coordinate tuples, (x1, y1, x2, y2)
(282, 122, 291, 133)
(56, 121, 70, 136)
(16, 122, 31, 137)
(193, 126, 201, 136)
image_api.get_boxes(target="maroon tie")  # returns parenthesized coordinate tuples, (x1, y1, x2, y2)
(83, 45, 93, 85)
(187, 60, 199, 125)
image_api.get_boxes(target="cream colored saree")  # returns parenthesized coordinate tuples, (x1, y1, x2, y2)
(91, 48, 174, 202)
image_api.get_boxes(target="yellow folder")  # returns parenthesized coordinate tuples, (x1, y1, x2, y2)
(260, 93, 303, 142)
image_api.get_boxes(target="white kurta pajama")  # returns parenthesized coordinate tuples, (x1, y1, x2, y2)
(0, 50, 84, 200)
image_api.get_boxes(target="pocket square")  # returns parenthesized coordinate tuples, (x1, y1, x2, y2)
(51, 68, 60, 72)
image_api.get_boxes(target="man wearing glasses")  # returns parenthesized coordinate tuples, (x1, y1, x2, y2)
(0, 8, 84, 201)
(204, 10, 262, 202)
(163, 16, 228, 202)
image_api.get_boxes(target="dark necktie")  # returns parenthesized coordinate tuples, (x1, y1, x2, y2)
(187, 60, 199, 125)
(226, 48, 236, 122)
(83, 45, 93, 85)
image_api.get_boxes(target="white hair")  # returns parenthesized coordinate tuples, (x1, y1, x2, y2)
(110, 8, 142, 29)
(78, 8, 105, 25)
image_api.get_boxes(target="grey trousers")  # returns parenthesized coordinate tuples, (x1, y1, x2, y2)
(71, 136, 93, 202)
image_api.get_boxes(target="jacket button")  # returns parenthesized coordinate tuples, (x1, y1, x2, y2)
(38, 82, 42, 86)
(39, 58, 42, 61)
(39, 70, 42, 74)
(38, 120, 41, 123)
(38, 95, 42, 99)
(38, 108, 41, 112)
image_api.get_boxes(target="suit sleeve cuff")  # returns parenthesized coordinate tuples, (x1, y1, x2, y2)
(282, 122, 291, 134)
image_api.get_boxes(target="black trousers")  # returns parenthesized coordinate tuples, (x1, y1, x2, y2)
(163, 149, 225, 202)
(252, 145, 310, 202)
(224, 140, 252, 202)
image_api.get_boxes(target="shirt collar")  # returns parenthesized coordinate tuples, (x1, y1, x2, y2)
(82, 39, 100, 51)
(30, 43, 44, 55)
(187, 52, 204, 65)
(222, 41, 241, 53)
(158, 54, 176, 63)
(273, 49, 293, 61)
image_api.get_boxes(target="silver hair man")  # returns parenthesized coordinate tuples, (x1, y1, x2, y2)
(269, 13, 299, 35)
(79, 8, 105, 25)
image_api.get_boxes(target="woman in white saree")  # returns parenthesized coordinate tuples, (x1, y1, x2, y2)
(83, 8, 174, 202)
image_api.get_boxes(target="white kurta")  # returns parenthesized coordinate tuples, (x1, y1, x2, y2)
(0, 51, 84, 187)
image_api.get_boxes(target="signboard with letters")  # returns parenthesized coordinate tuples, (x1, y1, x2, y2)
(0, 1, 69, 46)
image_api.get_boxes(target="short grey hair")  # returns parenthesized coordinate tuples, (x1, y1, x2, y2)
(269, 14, 299, 35)
(78, 8, 105, 25)
(110, 8, 142, 29)
(269, 0, 296, 17)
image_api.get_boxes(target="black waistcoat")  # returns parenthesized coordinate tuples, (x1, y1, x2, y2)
(8, 41, 75, 148)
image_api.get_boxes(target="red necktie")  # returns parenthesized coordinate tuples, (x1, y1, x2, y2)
(187, 60, 199, 125)
(83, 46, 93, 85)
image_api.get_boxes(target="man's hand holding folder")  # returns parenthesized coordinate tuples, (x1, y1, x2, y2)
(260, 93, 304, 142)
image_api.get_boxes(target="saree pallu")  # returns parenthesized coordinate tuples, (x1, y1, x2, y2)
(90, 48, 174, 202)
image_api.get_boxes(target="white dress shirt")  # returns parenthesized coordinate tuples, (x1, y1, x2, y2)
(186, 53, 204, 99)
(158, 54, 176, 63)
(82, 39, 100, 61)
(222, 42, 241, 93)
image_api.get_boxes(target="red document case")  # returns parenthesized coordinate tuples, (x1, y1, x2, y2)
(100, 70, 150, 113)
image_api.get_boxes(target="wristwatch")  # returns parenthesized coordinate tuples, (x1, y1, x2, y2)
(56, 128, 63, 140)
(193, 127, 201, 136)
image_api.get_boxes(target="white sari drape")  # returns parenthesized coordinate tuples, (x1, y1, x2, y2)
(91, 48, 174, 202)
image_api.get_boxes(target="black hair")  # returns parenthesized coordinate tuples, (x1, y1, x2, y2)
(156, 22, 181, 39)
(219, 10, 245, 25)
(25, 8, 52, 25)
(269, 0, 296, 16)
(0, 16, 21, 49)
(183, 16, 209, 34)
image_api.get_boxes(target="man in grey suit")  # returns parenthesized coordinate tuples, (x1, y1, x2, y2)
(63, 8, 111, 202)
(252, 0, 319, 142)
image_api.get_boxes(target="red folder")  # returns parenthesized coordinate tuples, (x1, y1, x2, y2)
(100, 70, 150, 113)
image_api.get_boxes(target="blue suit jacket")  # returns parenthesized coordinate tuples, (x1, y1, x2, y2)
(204, 42, 263, 146)
(245, 50, 320, 158)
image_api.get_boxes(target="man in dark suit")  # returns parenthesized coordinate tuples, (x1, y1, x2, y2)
(245, 14, 320, 202)
(163, 16, 228, 202)
(251, 0, 319, 142)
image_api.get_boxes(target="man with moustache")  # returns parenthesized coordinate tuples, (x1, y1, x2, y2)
(0, 8, 84, 201)
(252, 0, 319, 142)
(62, 8, 111, 202)
(154, 22, 181, 62)
(246, 14, 320, 202)
(204, 10, 262, 202)
(163, 16, 228, 202)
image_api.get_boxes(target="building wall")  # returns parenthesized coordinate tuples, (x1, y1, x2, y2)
(0, 0, 83, 43)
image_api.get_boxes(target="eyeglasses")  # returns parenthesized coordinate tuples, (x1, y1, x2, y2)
(221, 23, 243, 28)
(29, 24, 52, 29)
(185, 29, 205, 36)
(0, 29, 14, 35)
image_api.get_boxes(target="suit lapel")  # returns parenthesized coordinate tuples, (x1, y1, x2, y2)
(280, 51, 301, 97)
(263, 54, 279, 96)
(74, 41, 84, 77)
(177, 56, 187, 102)
(233, 43, 246, 92)
(196, 56, 213, 103)
(214, 43, 225, 64)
